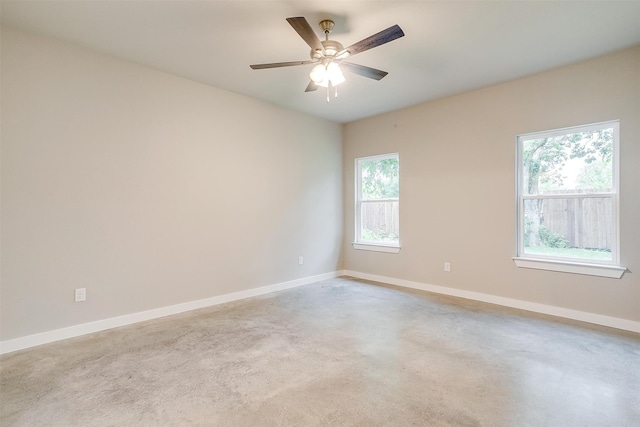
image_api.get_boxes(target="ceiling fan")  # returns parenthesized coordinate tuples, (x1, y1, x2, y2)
(250, 17, 405, 101)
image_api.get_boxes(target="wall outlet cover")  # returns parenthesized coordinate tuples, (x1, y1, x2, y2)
(74, 288, 86, 302)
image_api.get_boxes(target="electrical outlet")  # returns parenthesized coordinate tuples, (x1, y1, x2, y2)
(298, 256, 304, 265)
(74, 288, 86, 302)
(444, 262, 451, 272)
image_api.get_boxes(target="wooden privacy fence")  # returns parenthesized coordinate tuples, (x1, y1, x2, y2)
(362, 201, 399, 238)
(542, 196, 612, 250)
(362, 196, 610, 249)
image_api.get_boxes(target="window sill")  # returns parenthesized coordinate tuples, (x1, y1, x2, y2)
(352, 243, 401, 253)
(512, 257, 626, 279)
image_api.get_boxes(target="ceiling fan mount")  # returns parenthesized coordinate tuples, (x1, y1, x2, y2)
(318, 19, 335, 35)
(250, 17, 405, 100)
(308, 20, 346, 64)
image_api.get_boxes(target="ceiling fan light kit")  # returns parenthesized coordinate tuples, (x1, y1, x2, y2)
(310, 62, 345, 87)
(250, 17, 404, 102)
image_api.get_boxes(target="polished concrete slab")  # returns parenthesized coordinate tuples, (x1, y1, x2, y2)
(1, 277, 639, 426)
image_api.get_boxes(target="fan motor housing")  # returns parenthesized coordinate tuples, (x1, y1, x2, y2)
(310, 40, 344, 60)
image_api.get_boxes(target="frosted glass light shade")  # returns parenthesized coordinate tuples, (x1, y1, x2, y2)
(309, 62, 345, 88)
(310, 64, 327, 84)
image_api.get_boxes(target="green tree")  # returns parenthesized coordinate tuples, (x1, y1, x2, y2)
(575, 158, 612, 190)
(361, 158, 399, 199)
(524, 129, 612, 194)
(522, 128, 612, 247)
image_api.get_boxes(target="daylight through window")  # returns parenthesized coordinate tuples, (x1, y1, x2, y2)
(354, 153, 400, 252)
(516, 121, 619, 265)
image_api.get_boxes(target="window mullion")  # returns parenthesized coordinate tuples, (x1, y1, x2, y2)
(360, 197, 399, 203)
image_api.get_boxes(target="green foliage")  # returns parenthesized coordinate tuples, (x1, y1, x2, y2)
(523, 136, 571, 192)
(571, 128, 613, 164)
(521, 126, 614, 261)
(361, 158, 399, 199)
(362, 228, 398, 243)
(575, 159, 613, 190)
(522, 127, 613, 194)
(524, 219, 567, 248)
(523, 217, 532, 247)
(538, 225, 567, 248)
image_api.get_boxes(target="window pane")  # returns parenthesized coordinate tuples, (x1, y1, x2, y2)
(360, 157, 399, 200)
(521, 128, 613, 196)
(361, 201, 399, 244)
(523, 197, 612, 261)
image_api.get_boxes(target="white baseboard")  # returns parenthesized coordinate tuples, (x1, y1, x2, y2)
(4, 269, 635, 354)
(343, 270, 640, 334)
(0, 271, 345, 355)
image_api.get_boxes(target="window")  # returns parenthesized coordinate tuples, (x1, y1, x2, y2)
(514, 121, 625, 278)
(354, 153, 400, 253)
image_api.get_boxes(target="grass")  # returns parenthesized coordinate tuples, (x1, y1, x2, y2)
(524, 246, 612, 261)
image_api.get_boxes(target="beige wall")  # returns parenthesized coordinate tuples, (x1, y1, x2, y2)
(0, 27, 343, 340)
(2, 25, 638, 344)
(344, 47, 640, 322)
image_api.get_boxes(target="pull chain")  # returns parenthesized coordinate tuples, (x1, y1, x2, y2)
(325, 78, 339, 102)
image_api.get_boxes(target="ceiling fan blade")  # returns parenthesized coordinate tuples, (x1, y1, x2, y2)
(250, 60, 314, 70)
(286, 17, 323, 51)
(305, 81, 319, 92)
(340, 62, 388, 80)
(339, 24, 405, 57)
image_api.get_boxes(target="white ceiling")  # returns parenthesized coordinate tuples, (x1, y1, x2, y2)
(2, 1, 640, 123)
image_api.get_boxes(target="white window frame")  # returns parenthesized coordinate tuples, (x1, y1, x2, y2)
(513, 121, 625, 278)
(353, 153, 400, 253)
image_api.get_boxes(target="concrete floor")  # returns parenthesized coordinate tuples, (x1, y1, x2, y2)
(1, 277, 639, 426)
